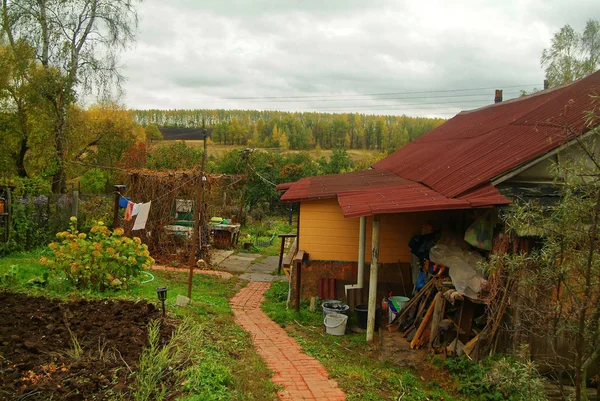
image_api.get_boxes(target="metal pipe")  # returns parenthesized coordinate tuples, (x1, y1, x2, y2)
(345, 216, 366, 296)
(366, 215, 380, 343)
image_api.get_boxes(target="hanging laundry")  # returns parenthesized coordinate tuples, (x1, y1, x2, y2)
(133, 201, 151, 231)
(124, 201, 134, 221)
(131, 203, 141, 217)
(118, 196, 130, 208)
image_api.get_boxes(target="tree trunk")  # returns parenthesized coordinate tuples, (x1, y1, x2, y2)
(51, 100, 67, 194)
(15, 137, 28, 178)
(575, 188, 600, 401)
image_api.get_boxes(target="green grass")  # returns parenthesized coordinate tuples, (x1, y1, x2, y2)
(240, 216, 296, 258)
(0, 249, 278, 400)
(261, 280, 460, 401)
(172, 140, 384, 164)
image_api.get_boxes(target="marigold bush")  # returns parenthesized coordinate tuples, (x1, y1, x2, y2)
(41, 217, 154, 291)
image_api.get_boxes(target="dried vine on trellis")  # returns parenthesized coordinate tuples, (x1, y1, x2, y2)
(118, 169, 244, 266)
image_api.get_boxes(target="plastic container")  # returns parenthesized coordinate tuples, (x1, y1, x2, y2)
(321, 300, 350, 319)
(324, 312, 348, 336)
(355, 304, 381, 329)
(388, 296, 410, 323)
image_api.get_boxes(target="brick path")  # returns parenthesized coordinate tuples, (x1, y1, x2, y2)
(231, 282, 346, 401)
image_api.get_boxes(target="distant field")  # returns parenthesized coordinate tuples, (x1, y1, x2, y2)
(165, 140, 385, 162)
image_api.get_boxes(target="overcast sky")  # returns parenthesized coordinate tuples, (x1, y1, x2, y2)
(119, 0, 600, 118)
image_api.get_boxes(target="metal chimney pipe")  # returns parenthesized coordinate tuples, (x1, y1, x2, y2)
(494, 89, 503, 103)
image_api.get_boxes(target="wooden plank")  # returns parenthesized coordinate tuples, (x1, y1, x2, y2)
(411, 297, 436, 349)
(282, 237, 298, 267)
(429, 293, 444, 348)
(294, 251, 307, 312)
(457, 299, 475, 344)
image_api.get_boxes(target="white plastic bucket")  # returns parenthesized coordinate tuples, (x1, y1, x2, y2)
(324, 312, 348, 336)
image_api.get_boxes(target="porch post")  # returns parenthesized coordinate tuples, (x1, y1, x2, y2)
(366, 214, 380, 343)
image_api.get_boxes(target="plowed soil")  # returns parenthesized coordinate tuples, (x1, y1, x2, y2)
(0, 291, 172, 401)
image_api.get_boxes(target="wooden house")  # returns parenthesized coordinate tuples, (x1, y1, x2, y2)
(277, 70, 600, 342)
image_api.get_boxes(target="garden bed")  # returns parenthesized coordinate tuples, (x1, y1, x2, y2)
(0, 291, 172, 401)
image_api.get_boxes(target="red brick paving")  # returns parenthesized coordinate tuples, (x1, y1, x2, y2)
(231, 282, 346, 401)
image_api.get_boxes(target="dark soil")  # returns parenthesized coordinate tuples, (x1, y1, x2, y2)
(0, 291, 173, 401)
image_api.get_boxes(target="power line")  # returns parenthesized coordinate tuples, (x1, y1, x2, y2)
(224, 90, 531, 104)
(223, 84, 540, 100)
(268, 99, 513, 110)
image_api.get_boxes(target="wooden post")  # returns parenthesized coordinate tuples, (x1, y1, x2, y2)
(72, 188, 79, 221)
(457, 299, 474, 344)
(277, 236, 286, 275)
(236, 149, 251, 224)
(294, 250, 306, 312)
(112, 185, 126, 229)
(367, 215, 380, 343)
(296, 202, 300, 250)
(188, 129, 208, 299)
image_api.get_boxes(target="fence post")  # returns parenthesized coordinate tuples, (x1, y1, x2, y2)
(72, 188, 79, 221)
(113, 185, 126, 229)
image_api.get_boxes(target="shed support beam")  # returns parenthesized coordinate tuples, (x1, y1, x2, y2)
(366, 215, 380, 343)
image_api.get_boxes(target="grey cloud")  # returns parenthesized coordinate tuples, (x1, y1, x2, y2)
(119, 0, 596, 117)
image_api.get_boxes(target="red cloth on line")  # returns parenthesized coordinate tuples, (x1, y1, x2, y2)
(124, 201, 134, 221)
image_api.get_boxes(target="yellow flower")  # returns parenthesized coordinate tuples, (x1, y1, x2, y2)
(39, 257, 49, 265)
(70, 216, 77, 222)
(93, 242, 102, 251)
(69, 242, 80, 251)
(90, 226, 99, 233)
(133, 237, 141, 245)
(92, 250, 100, 257)
(97, 221, 104, 226)
(48, 242, 58, 250)
(113, 228, 124, 236)
(78, 233, 87, 239)
(106, 247, 115, 255)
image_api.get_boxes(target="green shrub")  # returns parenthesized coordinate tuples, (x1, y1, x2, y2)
(147, 141, 204, 170)
(41, 217, 154, 291)
(79, 195, 113, 230)
(79, 169, 108, 193)
(445, 356, 548, 401)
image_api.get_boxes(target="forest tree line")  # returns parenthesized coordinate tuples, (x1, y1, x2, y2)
(133, 109, 445, 152)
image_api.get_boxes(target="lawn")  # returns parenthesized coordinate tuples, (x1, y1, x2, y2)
(166, 140, 384, 164)
(0, 249, 278, 401)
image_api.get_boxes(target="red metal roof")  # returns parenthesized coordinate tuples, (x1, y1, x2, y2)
(374, 71, 600, 197)
(337, 185, 472, 218)
(456, 184, 511, 207)
(279, 71, 600, 217)
(280, 169, 411, 202)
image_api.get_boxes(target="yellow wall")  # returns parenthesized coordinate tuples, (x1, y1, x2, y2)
(299, 198, 440, 263)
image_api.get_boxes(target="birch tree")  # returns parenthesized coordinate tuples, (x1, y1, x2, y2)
(1, 0, 140, 193)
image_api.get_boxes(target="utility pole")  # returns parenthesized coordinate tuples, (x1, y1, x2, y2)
(236, 149, 251, 224)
